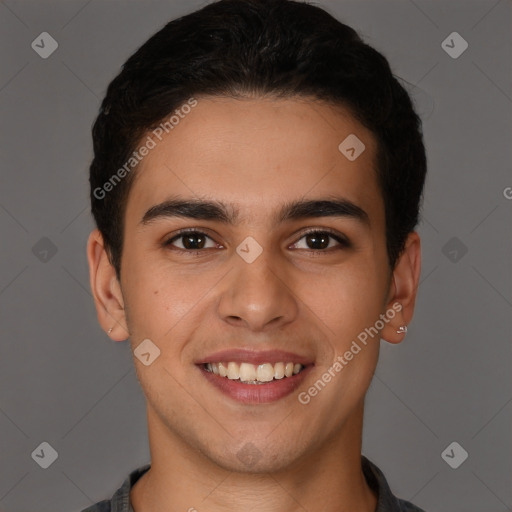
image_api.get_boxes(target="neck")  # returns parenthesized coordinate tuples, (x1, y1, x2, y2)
(131, 401, 377, 512)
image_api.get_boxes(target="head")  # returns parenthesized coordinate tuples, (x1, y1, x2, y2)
(88, 0, 425, 474)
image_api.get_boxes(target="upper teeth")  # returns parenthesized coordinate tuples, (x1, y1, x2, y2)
(205, 362, 304, 383)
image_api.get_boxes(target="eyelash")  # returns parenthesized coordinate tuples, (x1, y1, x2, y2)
(163, 228, 351, 254)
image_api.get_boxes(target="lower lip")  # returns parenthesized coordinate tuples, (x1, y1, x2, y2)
(199, 365, 313, 404)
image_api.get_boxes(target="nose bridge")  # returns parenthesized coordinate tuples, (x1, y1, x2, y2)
(217, 246, 298, 330)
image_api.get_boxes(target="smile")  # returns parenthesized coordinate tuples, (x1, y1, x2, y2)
(204, 361, 304, 384)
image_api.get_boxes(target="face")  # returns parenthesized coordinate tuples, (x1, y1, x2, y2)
(99, 97, 403, 473)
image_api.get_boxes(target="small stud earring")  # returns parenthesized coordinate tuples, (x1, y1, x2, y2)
(396, 325, 407, 335)
(108, 327, 113, 335)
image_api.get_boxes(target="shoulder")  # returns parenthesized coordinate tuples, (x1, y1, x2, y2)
(78, 463, 150, 512)
(396, 497, 427, 512)
(362, 455, 427, 512)
(80, 500, 111, 512)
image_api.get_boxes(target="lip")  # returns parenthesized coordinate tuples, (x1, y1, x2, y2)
(195, 348, 313, 366)
(198, 363, 313, 404)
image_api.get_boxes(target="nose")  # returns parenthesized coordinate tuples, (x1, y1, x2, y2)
(216, 249, 299, 332)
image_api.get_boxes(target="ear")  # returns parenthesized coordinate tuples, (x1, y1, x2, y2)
(86, 229, 130, 341)
(381, 231, 421, 344)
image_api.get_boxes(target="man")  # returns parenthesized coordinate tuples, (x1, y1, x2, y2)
(85, 0, 427, 510)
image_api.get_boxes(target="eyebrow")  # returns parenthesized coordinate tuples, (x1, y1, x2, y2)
(140, 196, 370, 228)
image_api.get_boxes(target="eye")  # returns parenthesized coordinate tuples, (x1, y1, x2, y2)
(290, 229, 350, 251)
(164, 230, 221, 251)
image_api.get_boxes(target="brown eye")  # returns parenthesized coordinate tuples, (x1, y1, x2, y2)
(290, 230, 350, 251)
(305, 232, 330, 250)
(165, 230, 217, 251)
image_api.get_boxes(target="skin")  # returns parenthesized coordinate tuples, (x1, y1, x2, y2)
(87, 97, 421, 512)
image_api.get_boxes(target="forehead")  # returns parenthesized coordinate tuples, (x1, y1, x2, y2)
(125, 96, 384, 229)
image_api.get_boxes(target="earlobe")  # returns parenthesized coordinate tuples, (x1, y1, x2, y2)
(381, 231, 421, 344)
(86, 229, 130, 341)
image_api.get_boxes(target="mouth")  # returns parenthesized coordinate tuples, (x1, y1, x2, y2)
(196, 349, 314, 404)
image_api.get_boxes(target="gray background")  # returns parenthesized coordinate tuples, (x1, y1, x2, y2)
(0, 0, 510, 510)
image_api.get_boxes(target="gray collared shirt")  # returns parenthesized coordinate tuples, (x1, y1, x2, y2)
(80, 456, 426, 512)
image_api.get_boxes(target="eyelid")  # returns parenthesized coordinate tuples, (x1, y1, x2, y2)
(167, 227, 216, 238)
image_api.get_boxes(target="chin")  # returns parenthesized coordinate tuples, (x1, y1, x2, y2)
(201, 441, 304, 475)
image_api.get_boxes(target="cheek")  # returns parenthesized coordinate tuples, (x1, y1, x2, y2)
(122, 256, 222, 339)
(307, 268, 384, 401)
(302, 259, 386, 331)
